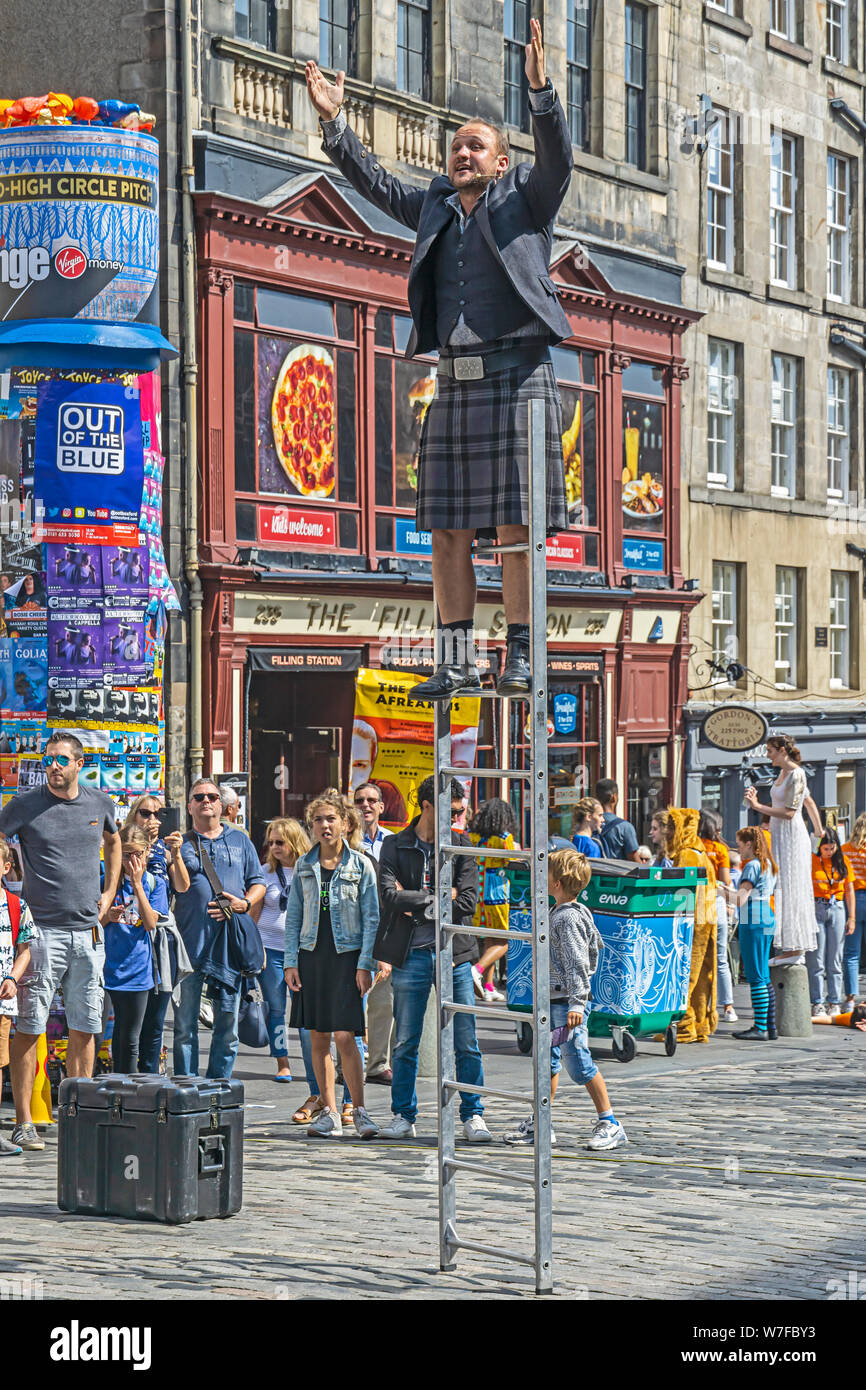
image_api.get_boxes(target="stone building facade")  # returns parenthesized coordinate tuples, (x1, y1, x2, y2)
(675, 0, 866, 834)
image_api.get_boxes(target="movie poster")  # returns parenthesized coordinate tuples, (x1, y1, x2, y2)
(103, 597, 148, 681)
(102, 541, 148, 595)
(350, 668, 479, 829)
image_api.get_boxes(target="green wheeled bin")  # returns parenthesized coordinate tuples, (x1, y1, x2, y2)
(581, 859, 703, 1062)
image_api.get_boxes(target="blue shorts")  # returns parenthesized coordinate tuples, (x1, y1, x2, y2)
(549, 999, 597, 1086)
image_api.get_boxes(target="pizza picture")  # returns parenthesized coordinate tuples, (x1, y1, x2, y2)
(271, 344, 336, 497)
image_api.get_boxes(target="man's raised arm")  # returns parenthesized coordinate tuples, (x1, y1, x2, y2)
(522, 20, 574, 227)
(305, 61, 426, 231)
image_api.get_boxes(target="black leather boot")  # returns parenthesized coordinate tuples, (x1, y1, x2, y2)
(496, 642, 531, 697)
(412, 662, 482, 702)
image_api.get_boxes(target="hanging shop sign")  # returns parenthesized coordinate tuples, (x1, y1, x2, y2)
(701, 704, 768, 753)
(0, 127, 175, 370)
(33, 379, 144, 542)
(248, 647, 361, 673)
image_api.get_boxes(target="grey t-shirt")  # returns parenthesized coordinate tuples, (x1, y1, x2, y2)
(0, 784, 118, 930)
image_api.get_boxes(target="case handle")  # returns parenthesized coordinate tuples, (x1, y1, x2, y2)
(198, 1134, 225, 1175)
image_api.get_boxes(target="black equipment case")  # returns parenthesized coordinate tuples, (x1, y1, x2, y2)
(57, 1074, 244, 1224)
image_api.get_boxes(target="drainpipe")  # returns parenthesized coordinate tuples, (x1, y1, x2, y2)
(179, 0, 204, 782)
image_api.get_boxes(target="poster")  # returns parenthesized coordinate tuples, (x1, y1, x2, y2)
(1, 534, 46, 637)
(46, 542, 102, 593)
(350, 667, 480, 829)
(621, 398, 664, 532)
(103, 596, 148, 681)
(137, 369, 179, 611)
(257, 335, 349, 502)
(34, 379, 144, 541)
(0, 126, 160, 329)
(102, 542, 147, 595)
(47, 598, 103, 688)
(10, 638, 47, 714)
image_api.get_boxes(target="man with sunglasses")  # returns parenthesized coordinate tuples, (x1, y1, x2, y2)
(172, 778, 266, 1079)
(0, 731, 121, 1151)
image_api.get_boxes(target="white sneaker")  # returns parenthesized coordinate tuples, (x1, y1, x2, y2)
(812, 1002, 829, 1018)
(471, 965, 485, 998)
(502, 1113, 558, 1147)
(586, 1117, 628, 1151)
(380, 1114, 416, 1139)
(485, 985, 506, 1003)
(724, 1005, 738, 1022)
(306, 1106, 343, 1139)
(352, 1105, 379, 1140)
(828, 1005, 842, 1019)
(463, 1115, 492, 1143)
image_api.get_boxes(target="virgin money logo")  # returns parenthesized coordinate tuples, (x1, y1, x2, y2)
(54, 247, 86, 279)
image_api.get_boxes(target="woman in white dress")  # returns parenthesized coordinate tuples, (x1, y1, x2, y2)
(744, 735, 818, 962)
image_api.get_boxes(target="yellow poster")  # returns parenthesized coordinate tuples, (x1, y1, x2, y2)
(351, 668, 480, 829)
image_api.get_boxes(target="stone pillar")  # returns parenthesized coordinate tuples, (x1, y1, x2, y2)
(771, 963, 812, 1037)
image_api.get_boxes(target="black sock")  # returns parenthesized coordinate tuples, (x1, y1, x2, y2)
(506, 622, 530, 659)
(440, 619, 474, 667)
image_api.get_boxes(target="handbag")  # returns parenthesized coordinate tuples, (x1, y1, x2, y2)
(238, 994, 270, 1048)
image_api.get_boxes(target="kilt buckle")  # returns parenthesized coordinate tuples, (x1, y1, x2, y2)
(452, 354, 484, 381)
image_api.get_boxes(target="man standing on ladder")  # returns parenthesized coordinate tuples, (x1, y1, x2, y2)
(306, 20, 571, 699)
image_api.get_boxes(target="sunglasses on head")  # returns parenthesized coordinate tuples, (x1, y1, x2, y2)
(192, 792, 221, 803)
(42, 753, 71, 768)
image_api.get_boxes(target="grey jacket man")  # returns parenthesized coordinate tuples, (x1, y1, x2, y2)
(320, 84, 574, 357)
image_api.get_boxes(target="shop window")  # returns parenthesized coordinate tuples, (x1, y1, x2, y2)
(234, 330, 256, 494)
(234, 281, 254, 322)
(373, 319, 437, 560)
(257, 289, 336, 338)
(231, 286, 361, 553)
(621, 397, 664, 532)
(555, 351, 600, 569)
(508, 679, 602, 842)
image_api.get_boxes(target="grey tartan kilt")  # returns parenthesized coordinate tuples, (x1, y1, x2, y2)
(415, 358, 568, 535)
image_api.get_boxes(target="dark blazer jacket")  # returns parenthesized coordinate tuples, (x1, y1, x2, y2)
(322, 92, 574, 356)
(374, 818, 478, 968)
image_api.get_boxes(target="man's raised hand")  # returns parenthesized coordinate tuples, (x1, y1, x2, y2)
(305, 60, 345, 121)
(524, 17, 546, 91)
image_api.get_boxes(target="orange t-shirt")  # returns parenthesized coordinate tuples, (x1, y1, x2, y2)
(701, 838, 731, 882)
(811, 853, 853, 901)
(841, 842, 866, 892)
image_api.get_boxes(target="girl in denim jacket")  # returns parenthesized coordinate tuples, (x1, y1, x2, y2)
(284, 792, 380, 1140)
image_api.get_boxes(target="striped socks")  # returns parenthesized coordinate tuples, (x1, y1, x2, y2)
(750, 982, 770, 1032)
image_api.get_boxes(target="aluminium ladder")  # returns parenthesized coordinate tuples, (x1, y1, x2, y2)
(433, 397, 553, 1295)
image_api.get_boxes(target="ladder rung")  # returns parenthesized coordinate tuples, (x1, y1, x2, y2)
(443, 1001, 531, 1024)
(439, 766, 531, 781)
(443, 1156, 537, 1187)
(443, 1079, 534, 1105)
(439, 922, 532, 942)
(445, 1231, 536, 1269)
(473, 543, 531, 556)
(441, 844, 533, 861)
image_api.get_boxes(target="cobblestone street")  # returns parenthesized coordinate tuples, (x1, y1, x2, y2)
(2, 983, 864, 1301)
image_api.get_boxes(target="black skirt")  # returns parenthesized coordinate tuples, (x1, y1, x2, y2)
(415, 357, 568, 535)
(289, 894, 365, 1035)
